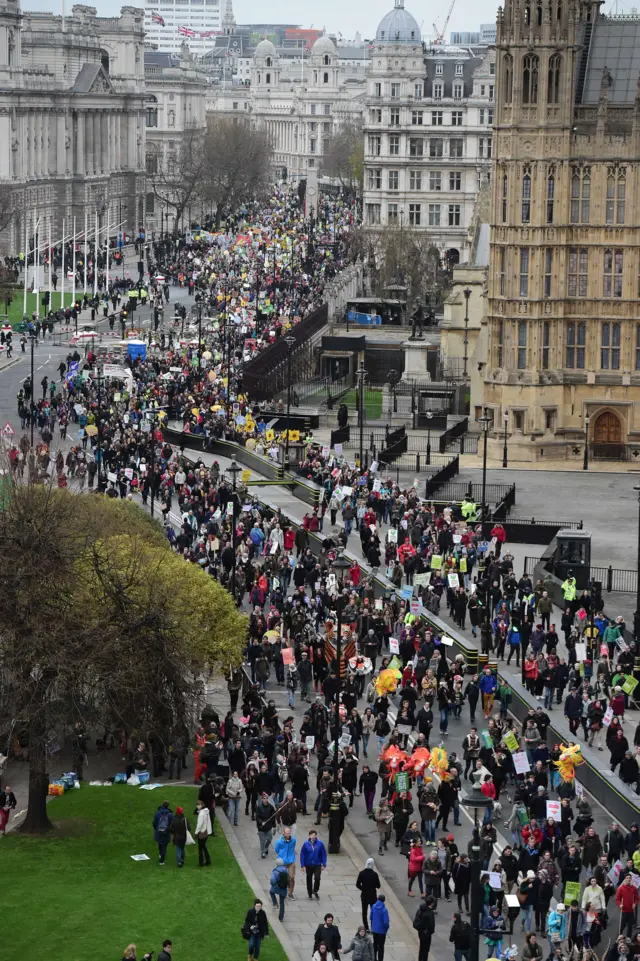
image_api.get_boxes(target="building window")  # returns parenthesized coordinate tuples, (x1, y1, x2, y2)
(366, 203, 381, 225)
(547, 53, 562, 103)
(146, 153, 158, 175)
(310, 122, 317, 133)
(448, 204, 461, 226)
(266, 73, 271, 84)
(429, 171, 442, 190)
(146, 192, 155, 215)
(367, 168, 382, 189)
(146, 107, 158, 127)
(388, 170, 399, 190)
(514, 410, 524, 430)
(453, 83, 463, 99)
(519, 247, 529, 297)
(412, 110, 424, 125)
(544, 248, 553, 297)
(606, 171, 626, 225)
(479, 137, 492, 159)
(545, 409, 556, 431)
(373, 82, 382, 97)
(409, 203, 421, 226)
(541, 321, 550, 369)
(490, 61, 495, 74)
(521, 172, 531, 223)
(232, 101, 238, 110)
(479, 108, 494, 125)
(566, 321, 586, 369)
(370, 108, 382, 123)
(603, 248, 623, 298)
(451, 111, 463, 126)
(323, 104, 330, 115)
(410, 170, 422, 190)
(502, 174, 508, 223)
(499, 248, 505, 296)
(489, 84, 494, 99)
(368, 135, 381, 155)
(311, 104, 317, 115)
(546, 174, 554, 223)
(568, 247, 588, 297)
(430, 138, 443, 158)
(449, 138, 463, 158)
(389, 134, 400, 155)
(635, 326, 640, 370)
(449, 172, 461, 190)
(601, 322, 621, 370)
(517, 321, 527, 369)
(390, 108, 400, 126)
(391, 82, 401, 98)
(436, 61, 443, 74)
(414, 81, 423, 99)
(409, 137, 423, 156)
(433, 82, 443, 98)
(497, 319, 504, 366)
(431, 110, 443, 125)
(387, 203, 398, 224)
(570, 167, 590, 223)
(522, 54, 539, 103)
(310, 139, 316, 154)
(323, 72, 329, 83)
(428, 203, 441, 226)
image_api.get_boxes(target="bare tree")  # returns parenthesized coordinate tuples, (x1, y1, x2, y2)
(150, 122, 207, 234)
(321, 119, 364, 196)
(366, 227, 451, 308)
(201, 117, 274, 227)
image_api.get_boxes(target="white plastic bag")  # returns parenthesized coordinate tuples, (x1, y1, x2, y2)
(127, 774, 140, 786)
(186, 829, 196, 846)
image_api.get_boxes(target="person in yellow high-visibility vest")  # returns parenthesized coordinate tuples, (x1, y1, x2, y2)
(461, 497, 478, 522)
(561, 573, 577, 604)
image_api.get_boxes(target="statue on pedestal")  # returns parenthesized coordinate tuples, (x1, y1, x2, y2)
(410, 300, 424, 340)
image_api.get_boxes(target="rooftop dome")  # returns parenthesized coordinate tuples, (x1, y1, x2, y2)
(376, 0, 421, 43)
(311, 34, 337, 56)
(254, 37, 277, 58)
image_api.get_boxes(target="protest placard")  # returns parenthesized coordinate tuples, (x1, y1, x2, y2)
(546, 800, 561, 820)
(513, 752, 530, 774)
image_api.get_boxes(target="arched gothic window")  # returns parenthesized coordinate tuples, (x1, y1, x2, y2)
(503, 54, 513, 102)
(522, 55, 539, 103)
(547, 54, 561, 103)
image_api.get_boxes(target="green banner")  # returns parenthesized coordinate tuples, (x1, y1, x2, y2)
(565, 881, 581, 905)
(503, 730, 519, 753)
(395, 772, 409, 793)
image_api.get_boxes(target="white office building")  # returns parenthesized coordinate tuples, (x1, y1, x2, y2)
(144, 0, 237, 55)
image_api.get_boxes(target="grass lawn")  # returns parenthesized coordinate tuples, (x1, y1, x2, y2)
(342, 388, 383, 421)
(3, 787, 288, 961)
(2, 289, 78, 326)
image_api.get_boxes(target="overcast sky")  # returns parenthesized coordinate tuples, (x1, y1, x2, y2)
(23, 0, 501, 43)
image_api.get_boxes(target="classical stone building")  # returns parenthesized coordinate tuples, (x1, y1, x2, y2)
(361, 0, 495, 266)
(485, 0, 640, 461)
(144, 47, 208, 233)
(0, 1, 146, 253)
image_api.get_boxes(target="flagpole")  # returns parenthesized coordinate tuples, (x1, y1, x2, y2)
(93, 207, 98, 298)
(72, 215, 76, 308)
(48, 219, 52, 310)
(105, 209, 109, 293)
(21, 211, 27, 319)
(83, 208, 88, 293)
(61, 217, 65, 313)
(33, 211, 39, 320)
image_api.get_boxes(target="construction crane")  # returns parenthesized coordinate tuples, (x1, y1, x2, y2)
(432, 0, 456, 44)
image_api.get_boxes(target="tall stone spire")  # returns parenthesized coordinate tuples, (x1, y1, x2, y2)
(221, 0, 236, 35)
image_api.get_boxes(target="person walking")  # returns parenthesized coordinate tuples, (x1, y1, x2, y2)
(275, 825, 297, 900)
(370, 894, 390, 961)
(343, 926, 374, 961)
(152, 800, 173, 865)
(449, 913, 472, 961)
(313, 914, 342, 961)
(242, 899, 269, 961)
(615, 874, 639, 938)
(356, 857, 381, 929)
(226, 769, 244, 826)
(300, 828, 327, 900)
(195, 799, 212, 867)
(270, 858, 289, 922)
(546, 903, 566, 958)
(170, 805, 190, 868)
(413, 896, 436, 961)
(256, 792, 277, 859)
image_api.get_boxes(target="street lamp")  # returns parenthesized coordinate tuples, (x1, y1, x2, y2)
(29, 329, 36, 448)
(284, 334, 296, 471)
(228, 460, 242, 605)
(328, 549, 352, 855)
(478, 409, 492, 535)
(463, 287, 471, 379)
(583, 415, 590, 471)
(502, 410, 509, 469)
(356, 361, 366, 469)
(633, 486, 640, 642)
(426, 409, 433, 465)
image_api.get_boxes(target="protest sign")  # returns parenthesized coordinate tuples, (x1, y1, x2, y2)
(603, 707, 614, 727)
(565, 882, 581, 905)
(389, 638, 399, 654)
(513, 752, 530, 774)
(305, 736, 315, 750)
(503, 731, 519, 753)
(546, 800, 561, 820)
(448, 573, 460, 589)
(281, 647, 295, 666)
(414, 573, 431, 587)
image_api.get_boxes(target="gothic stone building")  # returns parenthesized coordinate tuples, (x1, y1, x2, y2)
(484, 0, 640, 461)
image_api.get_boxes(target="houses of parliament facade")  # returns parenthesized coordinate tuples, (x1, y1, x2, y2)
(483, 0, 640, 461)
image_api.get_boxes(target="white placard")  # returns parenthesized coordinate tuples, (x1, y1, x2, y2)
(505, 894, 520, 909)
(334, 443, 343, 456)
(574, 643, 587, 661)
(414, 573, 431, 587)
(389, 637, 399, 654)
(305, 736, 315, 750)
(440, 635, 454, 647)
(338, 733, 352, 747)
(107, 471, 118, 483)
(513, 751, 530, 774)
(448, 573, 460, 588)
(603, 707, 614, 727)
(489, 872, 503, 890)
(370, 461, 379, 473)
(341, 486, 353, 496)
(130, 854, 151, 861)
(124, 468, 133, 480)
(546, 800, 561, 820)
(373, 479, 382, 493)
(387, 528, 398, 543)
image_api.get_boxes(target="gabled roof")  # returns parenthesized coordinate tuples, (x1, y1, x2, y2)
(72, 63, 116, 95)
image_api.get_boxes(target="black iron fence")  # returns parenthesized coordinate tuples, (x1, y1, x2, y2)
(439, 417, 468, 454)
(425, 456, 460, 498)
(443, 433, 480, 454)
(426, 481, 513, 505)
(524, 555, 636, 593)
(242, 304, 329, 400)
(491, 485, 517, 521)
(590, 442, 640, 463)
(497, 518, 581, 544)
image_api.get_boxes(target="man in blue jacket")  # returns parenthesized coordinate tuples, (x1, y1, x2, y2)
(274, 826, 297, 900)
(300, 828, 327, 900)
(479, 666, 497, 717)
(370, 894, 390, 961)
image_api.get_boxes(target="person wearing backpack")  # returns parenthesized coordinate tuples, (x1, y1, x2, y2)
(152, 800, 174, 865)
(413, 896, 436, 961)
(270, 858, 289, 921)
(449, 912, 472, 961)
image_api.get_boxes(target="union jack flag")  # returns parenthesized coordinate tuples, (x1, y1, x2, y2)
(178, 25, 196, 36)
(199, 30, 217, 37)
(151, 12, 165, 25)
